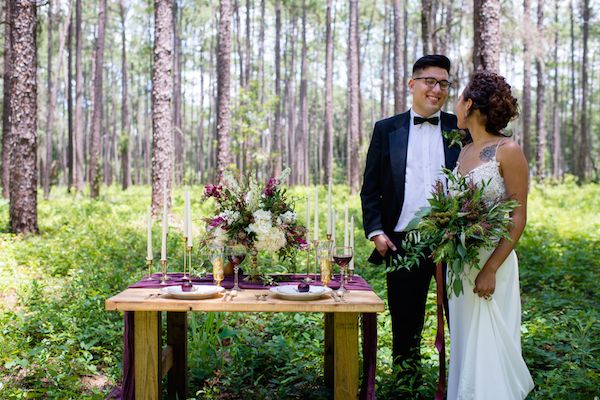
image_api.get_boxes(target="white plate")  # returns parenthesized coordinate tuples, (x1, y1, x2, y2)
(269, 285, 333, 301)
(160, 285, 225, 300)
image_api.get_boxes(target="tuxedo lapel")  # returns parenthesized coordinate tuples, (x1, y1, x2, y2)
(389, 111, 411, 202)
(440, 111, 460, 170)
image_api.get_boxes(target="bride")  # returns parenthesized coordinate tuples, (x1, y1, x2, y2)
(448, 70, 534, 399)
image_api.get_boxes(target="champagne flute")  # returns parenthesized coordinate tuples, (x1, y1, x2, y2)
(333, 246, 353, 293)
(226, 245, 246, 291)
(210, 246, 225, 286)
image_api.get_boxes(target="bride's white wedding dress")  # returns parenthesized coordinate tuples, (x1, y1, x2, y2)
(447, 156, 534, 400)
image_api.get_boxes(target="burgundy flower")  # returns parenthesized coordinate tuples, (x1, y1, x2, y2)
(209, 216, 225, 228)
(263, 177, 279, 196)
(204, 184, 223, 199)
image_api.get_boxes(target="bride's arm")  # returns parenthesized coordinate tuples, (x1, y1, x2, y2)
(473, 140, 529, 297)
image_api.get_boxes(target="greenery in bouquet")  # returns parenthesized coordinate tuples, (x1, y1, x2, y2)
(389, 168, 519, 297)
(202, 168, 308, 261)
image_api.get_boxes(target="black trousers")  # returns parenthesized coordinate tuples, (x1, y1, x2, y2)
(385, 232, 449, 368)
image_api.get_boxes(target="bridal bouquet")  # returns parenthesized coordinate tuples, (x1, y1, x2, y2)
(389, 168, 518, 296)
(203, 168, 307, 264)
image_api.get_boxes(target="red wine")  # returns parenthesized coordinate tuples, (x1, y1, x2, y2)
(227, 254, 246, 265)
(333, 255, 352, 267)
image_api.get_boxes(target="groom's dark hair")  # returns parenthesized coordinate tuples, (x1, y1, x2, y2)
(412, 54, 451, 75)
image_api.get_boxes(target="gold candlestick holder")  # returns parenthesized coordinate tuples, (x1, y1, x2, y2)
(186, 245, 193, 281)
(145, 258, 154, 280)
(160, 259, 168, 284)
(182, 236, 189, 280)
(312, 239, 320, 282)
(348, 266, 354, 282)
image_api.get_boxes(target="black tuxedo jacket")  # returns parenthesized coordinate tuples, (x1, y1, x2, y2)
(360, 110, 460, 265)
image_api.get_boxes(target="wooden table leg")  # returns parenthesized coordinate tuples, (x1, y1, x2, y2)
(324, 312, 335, 390)
(134, 311, 161, 400)
(333, 312, 359, 400)
(167, 311, 188, 400)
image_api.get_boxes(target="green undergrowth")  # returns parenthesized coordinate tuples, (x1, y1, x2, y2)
(0, 179, 598, 399)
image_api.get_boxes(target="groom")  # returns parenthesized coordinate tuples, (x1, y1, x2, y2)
(360, 55, 460, 390)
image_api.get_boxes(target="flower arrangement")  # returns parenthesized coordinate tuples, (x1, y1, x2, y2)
(389, 168, 518, 296)
(203, 168, 307, 278)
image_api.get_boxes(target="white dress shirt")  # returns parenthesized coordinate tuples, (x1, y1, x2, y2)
(368, 109, 446, 239)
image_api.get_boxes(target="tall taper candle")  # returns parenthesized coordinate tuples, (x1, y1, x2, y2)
(161, 198, 168, 260)
(187, 194, 193, 247)
(344, 205, 349, 247)
(349, 216, 355, 270)
(327, 180, 332, 235)
(183, 187, 189, 238)
(332, 210, 336, 246)
(147, 207, 153, 260)
(314, 187, 319, 241)
(305, 194, 310, 244)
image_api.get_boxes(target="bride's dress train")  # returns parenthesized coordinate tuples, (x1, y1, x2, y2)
(447, 159, 534, 400)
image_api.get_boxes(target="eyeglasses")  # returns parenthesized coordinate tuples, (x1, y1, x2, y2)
(413, 77, 452, 91)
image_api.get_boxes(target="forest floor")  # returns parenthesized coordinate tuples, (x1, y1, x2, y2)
(0, 177, 598, 399)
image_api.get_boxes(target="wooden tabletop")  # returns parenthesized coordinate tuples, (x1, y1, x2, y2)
(105, 287, 385, 313)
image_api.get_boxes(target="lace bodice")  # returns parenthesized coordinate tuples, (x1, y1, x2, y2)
(454, 152, 507, 203)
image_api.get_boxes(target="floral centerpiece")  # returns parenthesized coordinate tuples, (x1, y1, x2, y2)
(203, 168, 307, 281)
(389, 168, 518, 296)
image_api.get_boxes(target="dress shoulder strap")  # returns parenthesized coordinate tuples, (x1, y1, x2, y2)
(493, 139, 506, 161)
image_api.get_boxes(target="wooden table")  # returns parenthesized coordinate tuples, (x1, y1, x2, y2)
(106, 287, 385, 400)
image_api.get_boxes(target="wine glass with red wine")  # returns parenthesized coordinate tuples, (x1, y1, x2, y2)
(225, 245, 246, 291)
(333, 246, 353, 293)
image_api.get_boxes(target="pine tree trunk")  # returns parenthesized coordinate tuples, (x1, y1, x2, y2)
(380, 7, 388, 119)
(151, 0, 174, 213)
(401, 2, 408, 111)
(285, 14, 297, 184)
(120, 0, 131, 189)
(521, 0, 532, 161)
(535, 0, 546, 178)
(347, 0, 360, 194)
(89, 0, 107, 198)
(322, 0, 334, 184)
(216, 0, 232, 181)
(394, 0, 404, 115)
(74, 0, 84, 192)
(296, 1, 308, 186)
(43, 1, 53, 198)
(420, 0, 433, 55)
(473, 0, 500, 71)
(577, 0, 589, 180)
(551, 0, 562, 179)
(172, 0, 183, 185)
(1, 0, 12, 199)
(9, 0, 38, 234)
(569, 0, 576, 174)
(67, 11, 73, 191)
(272, 0, 282, 177)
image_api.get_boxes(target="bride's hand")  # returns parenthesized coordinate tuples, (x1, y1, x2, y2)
(474, 267, 496, 298)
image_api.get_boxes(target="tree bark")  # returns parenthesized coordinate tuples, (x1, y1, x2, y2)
(322, 0, 334, 184)
(420, 0, 433, 55)
(535, 0, 546, 178)
(151, 0, 174, 213)
(394, 0, 405, 114)
(296, 0, 308, 185)
(1, 0, 13, 199)
(172, 0, 183, 185)
(120, 0, 131, 189)
(521, 0, 532, 161)
(89, 0, 107, 198)
(272, 0, 282, 177)
(67, 9, 73, 191)
(43, 0, 53, 198)
(74, 0, 84, 192)
(216, 0, 232, 181)
(347, 0, 360, 194)
(473, 0, 501, 71)
(551, 0, 562, 179)
(9, 0, 38, 234)
(577, 0, 589, 180)
(569, 0, 576, 174)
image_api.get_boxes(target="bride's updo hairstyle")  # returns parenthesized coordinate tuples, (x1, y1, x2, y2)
(462, 71, 519, 136)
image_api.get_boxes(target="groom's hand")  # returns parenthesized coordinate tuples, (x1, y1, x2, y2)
(372, 234, 397, 257)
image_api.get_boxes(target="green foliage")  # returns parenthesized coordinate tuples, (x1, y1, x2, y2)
(0, 181, 598, 398)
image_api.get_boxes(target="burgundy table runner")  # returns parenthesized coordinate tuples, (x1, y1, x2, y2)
(108, 273, 378, 400)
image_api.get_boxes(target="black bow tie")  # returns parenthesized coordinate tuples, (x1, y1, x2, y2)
(413, 116, 439, 126)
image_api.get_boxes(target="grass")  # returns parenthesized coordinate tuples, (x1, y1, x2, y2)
(0, 178, 598, 399)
